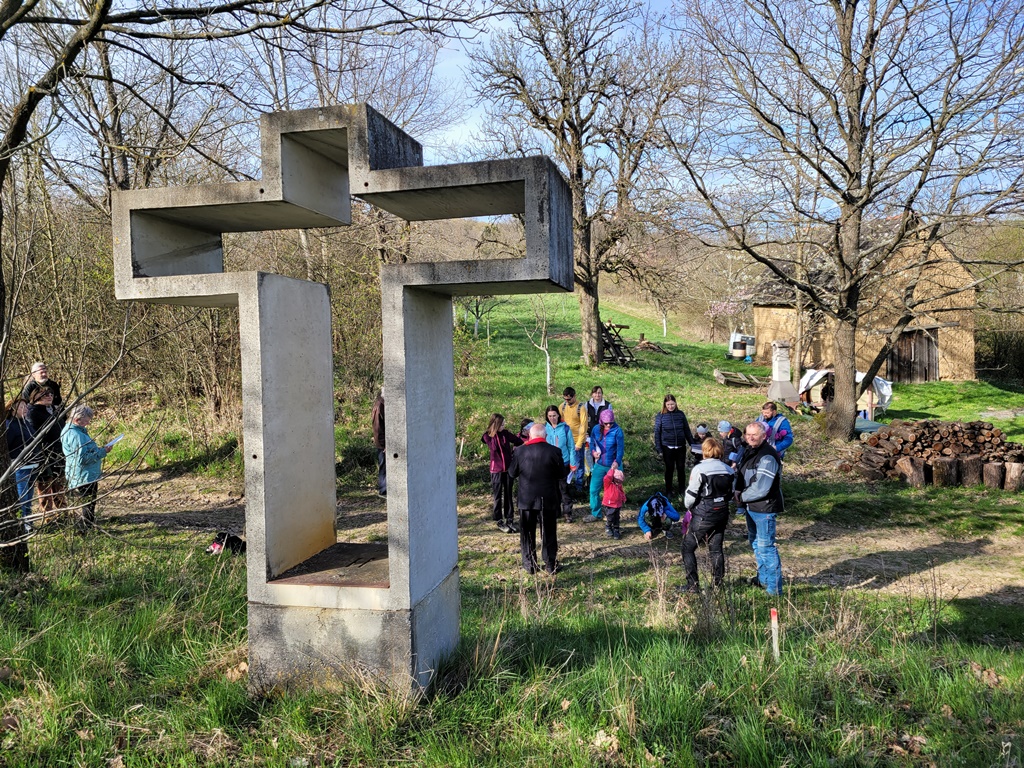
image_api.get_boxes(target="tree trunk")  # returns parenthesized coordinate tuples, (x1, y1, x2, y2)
(983, 462, 1005, 490)
(960, 455, 983, 486)
(826, 317, 858, 441)
(1003, 462, 1023, 492)
(931, 457, 959, 487)
(578, 280, 602, 365)
(0, 201, 30, 571)
(895, 456, 926, 488)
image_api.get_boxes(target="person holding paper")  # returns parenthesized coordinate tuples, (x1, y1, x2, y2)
(61, 405, 109, 532)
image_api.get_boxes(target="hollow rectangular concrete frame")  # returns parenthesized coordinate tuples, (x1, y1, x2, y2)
(111, 104, 573, 691)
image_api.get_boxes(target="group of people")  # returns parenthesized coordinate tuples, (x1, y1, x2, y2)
(4, 362, 111, 534)
(482, 389, 793, 596)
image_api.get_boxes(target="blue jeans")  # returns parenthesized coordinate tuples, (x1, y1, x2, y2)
(744, 509, 783, 595)
(15, 467, 35, 523)
(567, 447, 585, 489)
(589, 463, 611, 517)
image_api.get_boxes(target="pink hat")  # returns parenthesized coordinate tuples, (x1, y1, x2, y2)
(599, 409, 614, 424)
(613, 469, 624, 482)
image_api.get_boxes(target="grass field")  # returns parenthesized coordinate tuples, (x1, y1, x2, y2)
(2, 296, 1023, 767)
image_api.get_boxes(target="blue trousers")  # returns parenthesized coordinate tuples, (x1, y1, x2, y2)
(743, 509, 783, 595)
(589, 463, 611, 517)
(15, 467, 35, 525)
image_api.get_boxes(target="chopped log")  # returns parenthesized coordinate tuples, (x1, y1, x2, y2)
(896, 456, 927, 488)
(1004, 462, 1024, 492)
(984, 462, 1005, 490)
(854, 465, 886, 482)
(960, 455, 983, 487)
(932, 457, 959, 487)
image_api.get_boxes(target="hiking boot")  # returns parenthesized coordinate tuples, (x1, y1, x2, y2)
(664, 528, 674, 539)
(563, 513, 573, 523)
(747, 575, 763, 587)
(605, 526, 614, 538)
(507, 521, 520, 534)
(612, 528, 621, 540)
(496, 520, 511, 533)
(676, 584, 700, 595)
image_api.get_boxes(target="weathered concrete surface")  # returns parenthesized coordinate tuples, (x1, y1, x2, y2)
(248, 568, 459, 691)
(112, 103, 572, 693)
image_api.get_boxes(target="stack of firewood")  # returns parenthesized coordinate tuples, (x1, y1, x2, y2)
(851, 419, 1024, 490)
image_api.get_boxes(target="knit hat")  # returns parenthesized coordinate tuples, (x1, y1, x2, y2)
(718, 420, 731, 432)
(599, 409, 615, 424)
(695, 424, 709, 435)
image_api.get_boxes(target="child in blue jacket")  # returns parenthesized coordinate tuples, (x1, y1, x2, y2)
(638, 492, 682, 540)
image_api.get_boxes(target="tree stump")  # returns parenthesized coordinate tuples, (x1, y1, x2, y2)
(983, 462, 1005, 490)
(895, 456, 926, 488)
(960, 455, 983, 487)
(1003, 462, 1023, 492)
(931, 457, 959, 487)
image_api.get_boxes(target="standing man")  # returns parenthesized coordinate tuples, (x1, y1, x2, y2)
(756, 401, 793, 460)
(508, 423, 566, 575)
(558, 387, 587, 493)
(21, 362, 63, 407)
(584, 385, 612, 479)
(734, 421, 784, 596)
(371, 389, 386, 497)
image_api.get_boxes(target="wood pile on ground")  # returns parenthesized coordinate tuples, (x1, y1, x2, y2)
(849, 419, 1024, 490)
(633, 333, 669, 354)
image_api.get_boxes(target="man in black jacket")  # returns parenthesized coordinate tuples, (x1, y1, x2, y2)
(734, 421, 785, 595)
(21, 362, 63, 407)
(509, 423, 566, 574)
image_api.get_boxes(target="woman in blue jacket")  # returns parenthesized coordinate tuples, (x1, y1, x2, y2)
(544, 405, 575, 521)
(61, 405, 110, 532)
(589, 409, 624, 520)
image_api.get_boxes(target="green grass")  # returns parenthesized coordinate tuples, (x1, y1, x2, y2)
(3, 295, 1024, 766)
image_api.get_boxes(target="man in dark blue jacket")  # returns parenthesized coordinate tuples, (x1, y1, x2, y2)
(509, 423, 566, 575)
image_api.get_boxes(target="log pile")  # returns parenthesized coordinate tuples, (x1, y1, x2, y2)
(854, 419, 1024, 490)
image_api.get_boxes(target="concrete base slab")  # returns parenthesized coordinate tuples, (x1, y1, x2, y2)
(272, 543, 390, 589)
(248, 565, 460, 693)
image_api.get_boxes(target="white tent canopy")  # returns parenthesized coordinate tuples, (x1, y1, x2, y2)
(798, 368, 893, 410)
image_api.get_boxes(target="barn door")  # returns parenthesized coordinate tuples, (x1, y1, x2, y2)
(887, 330, 939, 383)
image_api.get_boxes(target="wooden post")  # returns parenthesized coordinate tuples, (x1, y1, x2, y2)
(931, 457, 959, 487)
(1004, 462, 1024, 492)
(984, 461, 1005, 490)
(960, 455, 983, 487)
(895, 456, 926, 488)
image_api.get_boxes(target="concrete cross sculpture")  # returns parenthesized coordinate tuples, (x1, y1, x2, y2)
(112, 104, 572, 691)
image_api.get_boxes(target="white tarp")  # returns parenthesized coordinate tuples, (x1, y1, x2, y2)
(798, 368, 893, 409)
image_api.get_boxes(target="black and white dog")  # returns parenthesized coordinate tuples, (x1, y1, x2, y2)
(206, 531, 246, 555)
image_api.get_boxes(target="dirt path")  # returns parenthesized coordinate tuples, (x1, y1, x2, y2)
(99, 470, 1024, 606)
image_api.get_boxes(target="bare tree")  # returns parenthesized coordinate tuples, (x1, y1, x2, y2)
(664, 0, 1024, 440)
(470, 0, 682, 364)
(0, 0, 488, 570)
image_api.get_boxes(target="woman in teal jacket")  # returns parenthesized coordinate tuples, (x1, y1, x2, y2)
(544, 405, 575, 521)
(61, 405, 109, 532)
(589, 409, 624, 519)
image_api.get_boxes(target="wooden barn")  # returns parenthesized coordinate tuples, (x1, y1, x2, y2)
(752, 241, 976, 383)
